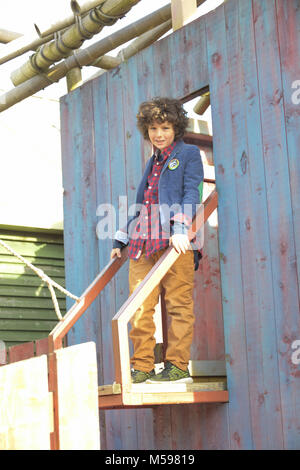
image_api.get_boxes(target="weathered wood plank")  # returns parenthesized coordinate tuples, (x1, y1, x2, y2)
(0, 296, 65, 310)
(0, 230, 64, 245)
(60, 82, 102, 356)
(0, 262, 65, 277)
(169, 12, 208, 99)
(0, 254, 64, 267)
(0, 307, 63, 320)
(98, 378, 227, 397)
(8, 341, 35, 362)
(35, 337, 49, 356)
(0, 285, 65, 298)
(98, 389, 229, 410)
(188, 359, 226, 376)
(153, 24, 172, 98)
(92, 72, 113, 382)
(131, 379, 226, 393)
(59, 89, 83, 313)
(108, 52, 139, 452)
(92, 70, 115, 452)
(1, 273, 65, 287)
(2, 331, 49, 343)
(0, 355, 51, 449)
(55, 343, 100, 450)
(0, 319, 57, 332)
(206, 1, 251, 449)
(276, 0, 300, 291)
(235, 0, 284, 449)
(190, 182, 224, 363)
(123, 390, 229, 406)
(276, 0, 300, 449)
(253, 0, 300, 449)
(0, 240, 64, 259)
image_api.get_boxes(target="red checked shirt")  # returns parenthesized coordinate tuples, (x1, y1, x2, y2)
(128, 142, 177, 259)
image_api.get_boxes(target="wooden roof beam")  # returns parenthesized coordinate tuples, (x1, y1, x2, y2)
(10, 0, 142, 87)
(70, 0, 106, 15)
(171, 0, 197, 31)
(91, 19, 172, 69)
(0, 1, 206, 67)
(193, 91, 211, 115)
(0, 4, 173, 112)
(0, 1, 207, 112)
(0, 28, 23, 44)
(0, 0, 141, 67)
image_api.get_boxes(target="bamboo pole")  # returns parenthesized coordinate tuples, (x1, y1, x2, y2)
(0, 0, 138, 68)
(117, 18, 172, 62)
(91, 54, 121, 69)
(0, 28, 23, 44)
(0, 1, 207, 112)
(34, 12, 78, 38)
(0, 1, 206, 67)
(193, 92, 210, 115)
(91, 19, 172, 69)
(0, 29, 44, 53)
(11, 0, 141, 87)
(66, 50, 83, 91)
(0, 29, 58, 66)
(71, 0, 106, 14)
(0, 4, 173, 112)
(34, 1, 106, 37)
(66, 68, 83, 91)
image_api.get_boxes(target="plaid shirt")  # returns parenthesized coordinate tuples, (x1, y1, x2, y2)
(128, 142, 176, 259)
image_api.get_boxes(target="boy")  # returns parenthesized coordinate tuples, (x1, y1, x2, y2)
(111, 97, 203, 383)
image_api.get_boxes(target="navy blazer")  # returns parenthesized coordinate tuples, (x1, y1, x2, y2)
(115, 140, 204, 244)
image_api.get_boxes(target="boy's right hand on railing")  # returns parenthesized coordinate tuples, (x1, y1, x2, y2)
(110, 248, 121, 259)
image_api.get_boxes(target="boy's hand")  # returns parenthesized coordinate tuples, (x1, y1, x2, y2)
(169, 234, 191, 254)
(110, 248, 121, 259)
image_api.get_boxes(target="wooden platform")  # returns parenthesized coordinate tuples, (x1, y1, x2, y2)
(98, 377, 229, 409)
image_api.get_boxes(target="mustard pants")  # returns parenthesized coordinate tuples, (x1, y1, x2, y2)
(128, 247, 195, 372)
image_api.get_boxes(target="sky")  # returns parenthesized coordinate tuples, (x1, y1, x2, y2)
(0, 0, 223, 112)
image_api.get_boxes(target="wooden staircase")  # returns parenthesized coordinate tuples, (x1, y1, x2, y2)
(48, 186, 229, 410)
(98, 359, 228, 409)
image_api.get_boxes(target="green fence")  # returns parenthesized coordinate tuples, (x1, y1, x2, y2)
(0, 228, 65, 348)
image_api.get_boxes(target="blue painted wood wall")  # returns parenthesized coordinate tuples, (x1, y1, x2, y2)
(60, 0, 300, 450)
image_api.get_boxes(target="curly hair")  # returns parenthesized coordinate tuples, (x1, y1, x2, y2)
(136, 97, 189, 141)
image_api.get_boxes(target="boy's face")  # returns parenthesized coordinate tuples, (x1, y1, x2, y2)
(148, 121, 175, 151)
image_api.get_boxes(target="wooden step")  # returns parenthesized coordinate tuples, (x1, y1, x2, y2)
(98, 377, 228, 409)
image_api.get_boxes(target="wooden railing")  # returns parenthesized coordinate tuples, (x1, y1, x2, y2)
(48, 251, 128, 352)
(48, 186, 218, 391)
(112, 188, 218, 390)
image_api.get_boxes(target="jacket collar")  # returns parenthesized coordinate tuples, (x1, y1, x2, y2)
(161, 140, 184, 175)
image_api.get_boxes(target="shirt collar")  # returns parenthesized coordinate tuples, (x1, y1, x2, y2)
(155, 141, 177, 161)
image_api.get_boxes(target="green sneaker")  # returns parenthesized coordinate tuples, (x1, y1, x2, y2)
(131, 368, 155, 384)
(146, 361, 193, 384)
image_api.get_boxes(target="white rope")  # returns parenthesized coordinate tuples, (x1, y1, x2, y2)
(0, 237, 80, 321)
